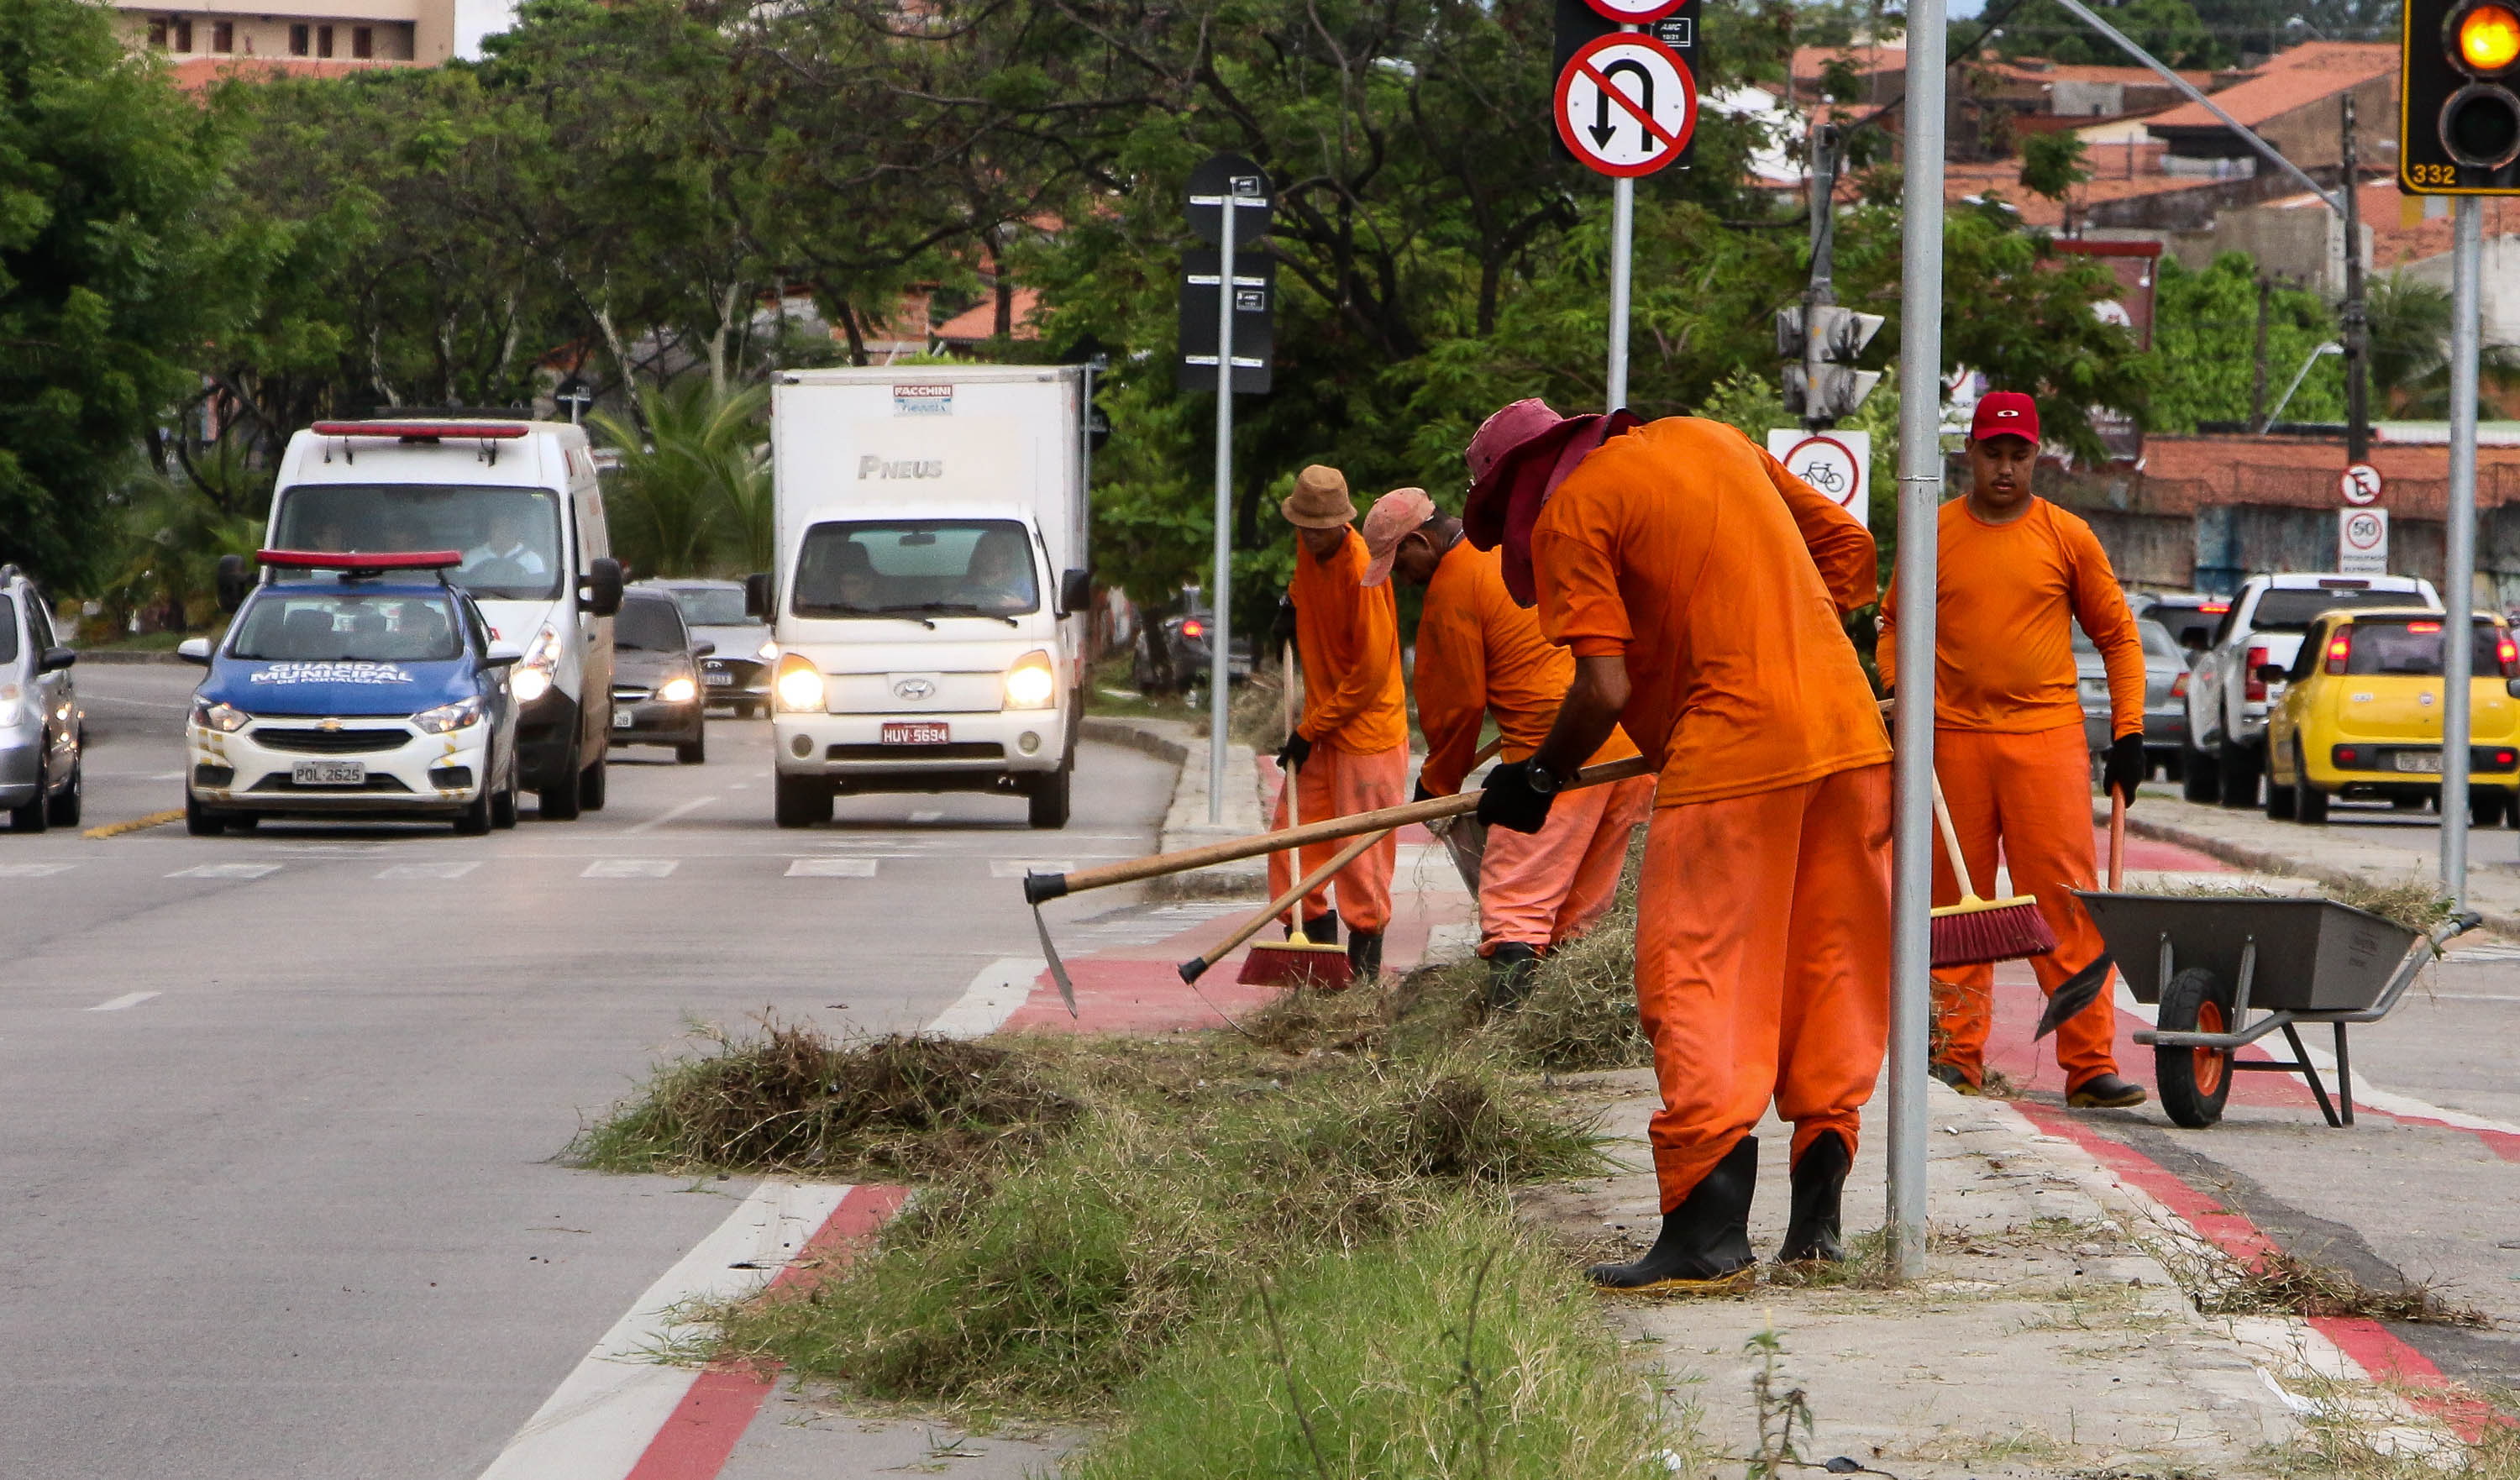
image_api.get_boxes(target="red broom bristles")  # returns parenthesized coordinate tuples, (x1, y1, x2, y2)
(1236, 939, 1352, 990)
(1929, 898, 2058, 968)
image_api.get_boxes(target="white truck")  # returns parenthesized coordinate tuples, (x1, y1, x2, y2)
(751, 366, 1093, 830)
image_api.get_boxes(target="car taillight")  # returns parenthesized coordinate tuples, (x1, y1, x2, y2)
(2171, 671, 2187, 699)
(2333, 744, 2365, 769)
(2246, 645, 2269, 701)
(2498, 748, 2518, 769)
(1181, 619, 1205, 639)
(2500, 635, 2517, 676)
(2325, 629, 2352, 674)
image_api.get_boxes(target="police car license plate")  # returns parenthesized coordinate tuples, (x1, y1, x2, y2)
(882, 722, 951, 745)
(706, 671, 732, 686)
(613, 709, 635, 729)
(293, 760, 365, 786)
(2397, 752, 2444, 774)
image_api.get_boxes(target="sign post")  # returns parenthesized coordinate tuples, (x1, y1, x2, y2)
(2444, 197, 2482, 905)
(1551, 12, 1696, 408)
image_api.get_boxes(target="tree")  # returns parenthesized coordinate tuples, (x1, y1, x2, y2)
(1990, 0, 2224, 69)
(2147, 253, 2344, 431)
(2019, 132, 2092, 204)
(589, 380, 770, 578)
(2361, 270, 2520, 417)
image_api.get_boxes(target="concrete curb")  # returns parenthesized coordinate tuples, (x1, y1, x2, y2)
(71, 649, 186, 665)
(1079, 715, 1269, 899)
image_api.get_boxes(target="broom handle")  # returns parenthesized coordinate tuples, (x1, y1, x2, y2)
(1279, 643, 1302, 835)
(1028, 753, 1651, 903)
(2108, 790, 2125, 890)
(1929, 768, 1980, 902)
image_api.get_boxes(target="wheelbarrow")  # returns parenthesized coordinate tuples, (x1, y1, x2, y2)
(2071, 891, 2481, 1130)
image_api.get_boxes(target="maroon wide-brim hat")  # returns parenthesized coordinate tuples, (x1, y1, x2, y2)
(1462, 404, 1641, 606)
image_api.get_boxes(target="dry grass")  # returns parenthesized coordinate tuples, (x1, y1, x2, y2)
(2149, 876, 2455, 936)
(2195, 1249, 2491, 1328)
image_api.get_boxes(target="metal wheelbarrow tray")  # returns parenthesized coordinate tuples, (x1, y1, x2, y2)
(2070, 891, 2480, 1130)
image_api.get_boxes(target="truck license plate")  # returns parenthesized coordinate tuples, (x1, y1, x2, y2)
(292, 760, 365, 786)
(2397, 752, 2444, 774)
(882, 722, 951, 745)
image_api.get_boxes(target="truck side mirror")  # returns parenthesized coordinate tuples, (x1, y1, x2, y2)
(1059, 569, 1091, 616)
(215, 554, 251, 614)
(744, 572, 774, 621)
(581, 558, 623, 617)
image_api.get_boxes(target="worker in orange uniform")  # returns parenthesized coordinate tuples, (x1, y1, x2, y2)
(1357, 486, 1657, 1008)
(1462, 398, 1891, 1287)
(1877, 392, 2150, 1110)
(1269, 464, 1412, 980)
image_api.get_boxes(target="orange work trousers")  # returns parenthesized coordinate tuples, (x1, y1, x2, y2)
(1478, 773, 1656, 953)
(1928, 724, 2118, 1093)
(1268, 742, 1409, 933)
(1635, 764, 1892, 1212)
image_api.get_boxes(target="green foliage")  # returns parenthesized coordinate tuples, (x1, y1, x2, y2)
(588, 380, 771, 578)
(2362, 270, 2520, 417)
(2148, 253, 2344, 432)
(2019, 132, 2092, 203)
(1991, 0, 2226, 68)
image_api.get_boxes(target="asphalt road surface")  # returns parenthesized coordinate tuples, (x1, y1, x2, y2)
(0, 662, 1179, 1479)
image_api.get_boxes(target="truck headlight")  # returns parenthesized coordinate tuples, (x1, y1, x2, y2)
(190, 697, 250, 733)
(412, 695, 486, 734)
(657, 674, 698, 704)
(511, 622, 562, 704)
(0, 682, 21, 729)
(756, 638, 779, 662)
(1004, 650, 1057, 710)
(774, 653, 826, 712)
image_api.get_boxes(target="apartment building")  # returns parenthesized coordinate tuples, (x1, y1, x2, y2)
(108, 0, 514, 66)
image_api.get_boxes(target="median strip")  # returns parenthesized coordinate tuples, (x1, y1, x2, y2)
(83, 808, 183, 840)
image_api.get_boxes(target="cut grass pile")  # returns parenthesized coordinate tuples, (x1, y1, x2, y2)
(2197, 1247, 2491, 1327)
(2150, 876, 2457, 935)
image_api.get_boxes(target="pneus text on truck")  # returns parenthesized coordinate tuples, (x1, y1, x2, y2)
(748, 369, 1092, 830)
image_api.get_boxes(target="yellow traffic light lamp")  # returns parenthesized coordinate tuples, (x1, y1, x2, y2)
(2460, 3, 2520, 70)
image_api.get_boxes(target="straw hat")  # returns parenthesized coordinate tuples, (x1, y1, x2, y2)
(1359, 487, 1436, 587)
(1279, 465, 1357, 528)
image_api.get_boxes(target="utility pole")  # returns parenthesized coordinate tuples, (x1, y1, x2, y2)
(2250, 278, 2274, 432)
(1804, 123, 1840, 431)
(2444, 197, 2481, 905)
(2340, 94, 2370, 460)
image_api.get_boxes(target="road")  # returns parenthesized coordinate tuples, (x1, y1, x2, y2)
(0, 662, 1180, 1479)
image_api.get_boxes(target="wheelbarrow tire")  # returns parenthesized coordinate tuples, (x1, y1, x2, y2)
(2155, 965, 2235, 1129)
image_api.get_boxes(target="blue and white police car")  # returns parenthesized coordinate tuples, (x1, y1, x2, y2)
(178, 550, 523, 836)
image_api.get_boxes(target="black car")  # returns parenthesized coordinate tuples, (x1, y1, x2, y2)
(1131, 589, 1252, 695)
(608, 591, 711, 764)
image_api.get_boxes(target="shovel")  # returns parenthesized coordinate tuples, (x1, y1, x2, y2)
(2036, 789, 2124, 1041)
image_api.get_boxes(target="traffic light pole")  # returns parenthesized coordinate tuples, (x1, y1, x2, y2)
(1209, 197, 1237, 824)
(2342, 96, 2370, 463)
(2445, 196, 2482, 906)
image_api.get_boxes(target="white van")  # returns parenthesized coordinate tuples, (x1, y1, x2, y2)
(243, 417, 625, 819)
(753, 367, 1091, 829)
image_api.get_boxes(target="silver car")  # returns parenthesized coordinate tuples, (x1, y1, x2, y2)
(2076, 617, 2189, 780)
(0, 566, 83, 832)
(643, 579, 774, 718)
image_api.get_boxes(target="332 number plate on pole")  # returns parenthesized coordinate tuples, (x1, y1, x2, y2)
(1555, 31, 1696, 177)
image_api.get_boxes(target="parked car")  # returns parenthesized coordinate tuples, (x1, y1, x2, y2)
(0, 566, 81, 832)
(646, 578, 774, 718)
(2134, 592, 2228, 654)
(2181, 572, 2440, 807)
(1131, 587, 1253, 695)
(609, 590, 710, 764)
(2263, 607, 2520, 825)
(2074, 617, 2190, 779)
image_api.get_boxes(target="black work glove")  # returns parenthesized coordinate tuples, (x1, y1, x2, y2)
(2103, 732, 2146, 806)
(1413, 779, 1436, 804)
(1277, 732, 1313, 774)
(1478, 760, 1557, 834)
(1269, 595, 1298, 647)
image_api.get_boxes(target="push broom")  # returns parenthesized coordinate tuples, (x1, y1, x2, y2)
(1929, 769, 2058, 968)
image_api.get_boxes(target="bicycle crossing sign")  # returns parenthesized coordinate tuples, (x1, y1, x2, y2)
(1767, 430, 1870, 527)
(1554, 31, 1697, 177)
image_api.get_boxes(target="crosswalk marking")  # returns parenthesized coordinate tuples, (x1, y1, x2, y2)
(0, 863, 78, 878)
(907, 810, 945, 823)
(90, 992, 160, 1012)
(785, 857, 879, 878)
(378, 861, 481, 880)
(989, 859, 1074, 878)
(166, 863, 281, 880)
(581, 859, 678, 879)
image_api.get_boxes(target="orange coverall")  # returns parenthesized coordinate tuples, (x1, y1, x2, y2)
(1877, 496, 2145, 1093)
(1269, 527, 1410, 932)
(1415, 539, 1654, 954)
(1533, 417, 1893, 1212)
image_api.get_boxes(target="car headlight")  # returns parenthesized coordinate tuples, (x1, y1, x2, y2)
(511, 622, 562, 704)
(774, 653, 825, 712)
(1004, 650, 1058, 710)
(757, 638, 779, 662)
(191, 696, 250, 733)
(412, 695, 487, 734)
(657, 674, 698, 704)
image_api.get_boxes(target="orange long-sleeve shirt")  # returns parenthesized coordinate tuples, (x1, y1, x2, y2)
(1877, 497, 2144, 738)
(1531, 417, 1888, 808)
(1291, 527, 1409, 755)
(1414, 539, 1641, 796)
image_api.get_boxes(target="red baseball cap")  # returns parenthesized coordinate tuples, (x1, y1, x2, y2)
(1971, 391, 2040, 443)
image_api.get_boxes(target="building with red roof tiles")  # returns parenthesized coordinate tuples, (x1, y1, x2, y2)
(113, 0, 501, 69)
(2142, 41, 2394, 172)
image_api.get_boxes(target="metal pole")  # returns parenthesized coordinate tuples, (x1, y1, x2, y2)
(1805, 123, 1840, 433)
(2341, 95, 2370, 463)
(1607, 175, 1634, 410)
(1888, 0, 1947, 1283)
(1209, 196, 1237, 825)
(2444, 197, 2481, 907)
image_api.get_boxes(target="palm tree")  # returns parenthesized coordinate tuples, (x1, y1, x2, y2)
(590, 380, 770, 578)
(2363, 272, 2520, 417)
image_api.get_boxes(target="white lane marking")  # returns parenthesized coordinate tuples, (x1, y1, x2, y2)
(166, 863, 281, 880)
(81, 695, 191, 711)
(989, 858, 1073, 878)
(0, 863, 77, 878)
(90, 992, 160, 1012)
(624, 795, 715, 836)
(378, 861, 480, 880)
(2446, 944, 2520, 962)
(908, 810, 945, 823)
(150, 771, 184, 782)
(471, 1181, 853, 1480)
(927, 958, 1044, 1040)
(786, 857, 878, 878)
(581, 859, 678, 879)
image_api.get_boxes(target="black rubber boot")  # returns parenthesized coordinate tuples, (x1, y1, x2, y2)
(1345, 926, 1383, 982)
(1586, 1136, 1757, 1290)
(1777, 1131, 1851, 1264)
(1297, 914, 1339, 946)
(1486, 942, 1542, 1011)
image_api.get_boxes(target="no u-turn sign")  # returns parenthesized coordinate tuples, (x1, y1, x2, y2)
(1554, 32, 1698, 177)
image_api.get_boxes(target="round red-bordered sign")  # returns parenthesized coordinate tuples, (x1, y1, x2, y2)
(1779, 433, 1864, 512)
(2339, 462, 2383, 505)
(1554, 33, 1698, 178)
(1582, 0, 1686, 22)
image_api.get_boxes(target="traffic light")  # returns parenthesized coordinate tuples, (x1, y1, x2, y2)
(2402, 0, 2520, 192)
(1776, 304, 1884, 424)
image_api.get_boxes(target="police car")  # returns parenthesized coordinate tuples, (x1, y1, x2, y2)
(178, 550, 523, 835)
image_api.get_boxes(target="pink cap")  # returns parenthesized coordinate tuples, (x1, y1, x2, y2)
(1971, 391, 2040, 443)
(1360, 487, 1437, 587)
(1466, 398, 1564, 484)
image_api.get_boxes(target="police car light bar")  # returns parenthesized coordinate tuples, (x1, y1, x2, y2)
(256, 548, 465, 570)
(310, 422, 528, 440)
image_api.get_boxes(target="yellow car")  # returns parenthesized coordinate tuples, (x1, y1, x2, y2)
(2265, 606, 2520, 825)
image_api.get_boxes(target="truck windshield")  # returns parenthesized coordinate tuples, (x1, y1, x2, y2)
(792, 519, 1038, 619)
(2250, 588, 2428, 632)
(232, 592, 464, 663)
(271, 485, 564, 602)
(667, 587, 750, 627)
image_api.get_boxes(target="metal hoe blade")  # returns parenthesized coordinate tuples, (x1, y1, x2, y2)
(1029, 893, 1080, 1019)
(2035, 953, 2113, 1040)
